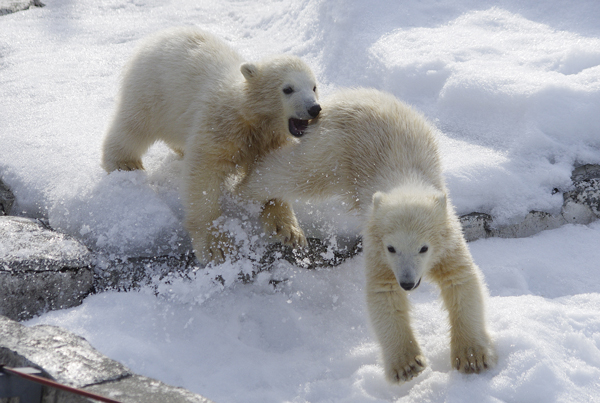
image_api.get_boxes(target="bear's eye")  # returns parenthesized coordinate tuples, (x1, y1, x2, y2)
(387, 246, 396, 253)
(419, 245, 429, 254)
(313, 86, 317, 92)
(283, 86, 294, 95)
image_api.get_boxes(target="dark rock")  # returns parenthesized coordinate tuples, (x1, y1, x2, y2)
(0, 216, 93, 321)
(571, 164, 600, 182)
(92, 236, 362, 291)
(258, 236, 361, 272)
(491, 210, 566, 239)
(0, 178, 14, 216)
(0, 316, 130, 388)
(459, 207, 594, 242)
(93, 252, 197, 292)
(565, 178, 600, 218)
(0, 216, 92, 272)
(0, 0, 44, 16)
(0, 315, 214, 403)
(565, 164, 600, 217)
(460, 212, 493, 242)
(84, 374, 215, 403)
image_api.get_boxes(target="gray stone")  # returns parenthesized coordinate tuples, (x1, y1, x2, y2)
(560, 200, 596, 224)
(490, 210, 566, 239)
(0, 216, 92, 272)
(571, 164, 600, 182)
(0, 216, 94, 321)
(257, 236, 361, 274)
(0, 269, 94, 322)
(0, 179, 14, 216)
(460, 212, 492, 242)
(0, 316, 130, 388)
(93, 253, 197, 292)
(84, 374, 214, 403)
(0, 315, 214, 403)
(92, 236, 362, 291)
(0, 0, 44, 16)
(459, 207, 591, 242)
(565, 178, 600, 218)
(565, 164, 600, 217)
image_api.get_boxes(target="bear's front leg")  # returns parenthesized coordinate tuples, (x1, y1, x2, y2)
(366, 286, 426, 382)
(434, 253, 496, 373)
(365, 254, 427, 383)
(260, 199, 307, 248)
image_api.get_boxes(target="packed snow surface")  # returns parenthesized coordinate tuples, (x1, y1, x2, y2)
(1, 0, 599, 402)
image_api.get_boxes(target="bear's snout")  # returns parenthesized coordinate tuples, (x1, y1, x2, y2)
(308, 104, 321, 118)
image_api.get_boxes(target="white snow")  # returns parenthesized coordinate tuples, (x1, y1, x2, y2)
(1, 0, 599, 401)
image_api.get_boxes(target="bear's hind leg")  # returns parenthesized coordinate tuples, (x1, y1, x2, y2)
(102, 117, 154, 172)
(184, 146, 237, 264)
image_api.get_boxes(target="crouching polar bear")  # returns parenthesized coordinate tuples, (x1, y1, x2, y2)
(102, 27, 321, 263)
(238, 88, 496, 382)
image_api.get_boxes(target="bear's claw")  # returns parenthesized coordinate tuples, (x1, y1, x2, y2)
(111, 159, 145, 171)
(273, 223, 307, 248)
(453, 344, 496, 374)
(387, 354, 427, 383)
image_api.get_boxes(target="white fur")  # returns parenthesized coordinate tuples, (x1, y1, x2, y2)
(238, 88, 496, 382)
(101, 27, 320, 263)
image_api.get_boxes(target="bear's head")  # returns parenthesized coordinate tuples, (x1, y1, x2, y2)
(240, 55, 320, 138)
(369, 186, 448, 291)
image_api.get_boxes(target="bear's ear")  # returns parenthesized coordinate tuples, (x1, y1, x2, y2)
(241, 63, 258, 80)
(372, 192, 385, 210)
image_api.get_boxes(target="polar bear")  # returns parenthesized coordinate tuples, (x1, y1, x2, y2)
(101, 27, 321, 263)
(238, 88, 496, 382)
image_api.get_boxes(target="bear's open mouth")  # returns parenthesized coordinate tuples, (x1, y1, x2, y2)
(288, 118, 309, 137)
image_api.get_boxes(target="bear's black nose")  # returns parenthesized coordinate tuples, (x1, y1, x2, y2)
(400, 282, 416, 291)
(400, 278, 421, 291)
(308, 104, 321, 118)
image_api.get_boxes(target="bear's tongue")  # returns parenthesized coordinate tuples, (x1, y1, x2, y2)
(289, 118, 309, 137)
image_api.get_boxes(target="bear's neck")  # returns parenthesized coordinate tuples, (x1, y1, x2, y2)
(245, 118, 288, 155)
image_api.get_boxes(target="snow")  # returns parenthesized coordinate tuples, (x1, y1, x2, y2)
(1, 0, 599, 401)
(25, 223, 600, 403)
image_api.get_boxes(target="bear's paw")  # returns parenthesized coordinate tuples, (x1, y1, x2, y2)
(260, 201, 307, 248)
(203, 231, 236, 264)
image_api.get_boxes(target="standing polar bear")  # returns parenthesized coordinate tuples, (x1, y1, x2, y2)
(238, 88, 496, 382)
(102, 27, 321, 263)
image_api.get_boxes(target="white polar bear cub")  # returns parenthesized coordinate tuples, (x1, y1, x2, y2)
(238, 88, 496, 382)
(102, 27, 321, 264)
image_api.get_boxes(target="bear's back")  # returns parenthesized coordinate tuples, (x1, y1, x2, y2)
(311, 88, 444, 194)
